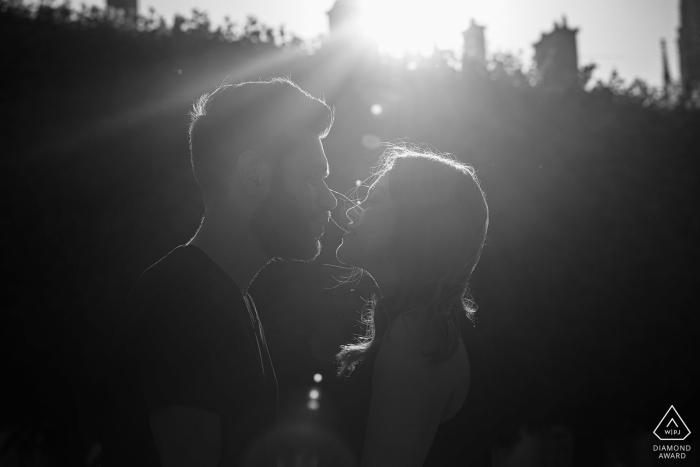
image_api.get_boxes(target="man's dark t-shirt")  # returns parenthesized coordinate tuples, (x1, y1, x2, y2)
(102, 245, 278, 466)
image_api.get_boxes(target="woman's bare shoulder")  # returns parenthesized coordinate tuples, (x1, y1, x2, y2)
(382, 309, 431, 357)
(375, 309, 468, 386)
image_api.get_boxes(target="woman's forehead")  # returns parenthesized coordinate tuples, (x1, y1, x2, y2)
(370, 173, 390, 190)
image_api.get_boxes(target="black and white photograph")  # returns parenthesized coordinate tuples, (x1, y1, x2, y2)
(1, 0, 698, 465)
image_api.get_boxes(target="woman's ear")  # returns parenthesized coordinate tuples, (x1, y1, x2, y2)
(237, 150, 272, 198)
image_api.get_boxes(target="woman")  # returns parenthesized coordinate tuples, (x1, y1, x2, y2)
(333, 146, 491, 467)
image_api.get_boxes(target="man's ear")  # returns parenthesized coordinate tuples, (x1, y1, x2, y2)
(237, 151, 272, 198)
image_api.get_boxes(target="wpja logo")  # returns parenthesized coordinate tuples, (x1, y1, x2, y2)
(653, 405, 691, 459)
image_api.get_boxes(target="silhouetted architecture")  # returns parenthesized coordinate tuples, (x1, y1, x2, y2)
(106, 0, 137, 16)
(534, 16, 579, 89)
(661, 38, 672, 99)
(462, 19, 487, 70)
(327, 0, 361, 37)
(678, 0, 700, 96)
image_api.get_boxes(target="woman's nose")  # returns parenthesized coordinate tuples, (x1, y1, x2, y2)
(345, 204, 363, 226)
(318, 180, 338, 211)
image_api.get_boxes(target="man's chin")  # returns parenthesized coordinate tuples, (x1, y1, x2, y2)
(297, 239, 322, 262)
(272, 238, 321, 263)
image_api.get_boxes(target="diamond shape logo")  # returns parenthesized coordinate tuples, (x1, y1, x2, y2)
(654, 405, 690, 441)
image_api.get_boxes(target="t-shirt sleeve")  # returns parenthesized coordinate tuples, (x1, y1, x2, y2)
(135, 278, 247, 417)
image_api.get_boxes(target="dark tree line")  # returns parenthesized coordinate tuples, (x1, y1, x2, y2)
(1, 1, 699, 464)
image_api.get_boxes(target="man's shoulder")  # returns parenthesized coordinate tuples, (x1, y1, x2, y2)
(142, 244, 201, 279)
(128, 245, 227, 313)
(141, 245, 218, 287)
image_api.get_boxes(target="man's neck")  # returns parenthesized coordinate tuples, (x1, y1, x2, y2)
(188, 214, 269, 293)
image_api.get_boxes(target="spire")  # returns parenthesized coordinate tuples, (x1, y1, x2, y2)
(678, 0, 700, 96)
(533, 17, 579, 89)
(661, 38, 672, 97)
(462, 18, 487, 67)
(327, 0, 361, 36)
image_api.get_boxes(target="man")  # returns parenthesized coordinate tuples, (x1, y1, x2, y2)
(103, 78, 337, 467)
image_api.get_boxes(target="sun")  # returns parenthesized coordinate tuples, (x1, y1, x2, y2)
(357, 0, 468, 57)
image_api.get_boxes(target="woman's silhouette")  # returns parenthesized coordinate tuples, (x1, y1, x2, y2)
(333, 146, 491, 467)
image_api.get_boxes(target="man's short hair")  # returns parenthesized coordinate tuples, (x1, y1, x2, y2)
(188, 77, 334, 205)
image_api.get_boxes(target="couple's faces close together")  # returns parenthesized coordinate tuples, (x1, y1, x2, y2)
(250, 135, 336, 262)
(250, 136, 398, 269)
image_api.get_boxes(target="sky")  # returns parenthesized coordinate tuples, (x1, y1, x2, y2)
(94, 0, 680, 87)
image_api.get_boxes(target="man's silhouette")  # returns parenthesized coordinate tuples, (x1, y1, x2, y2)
(103, 78, 337, 467)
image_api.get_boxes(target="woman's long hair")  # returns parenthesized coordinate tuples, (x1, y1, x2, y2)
(336, 145, 489, 377)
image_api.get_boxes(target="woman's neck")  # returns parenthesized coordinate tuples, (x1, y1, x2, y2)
(367, 262, 401, 300)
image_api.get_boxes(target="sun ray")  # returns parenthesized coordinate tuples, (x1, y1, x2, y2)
(356, 0, 471, 57)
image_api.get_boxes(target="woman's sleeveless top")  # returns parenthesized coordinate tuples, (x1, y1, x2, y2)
(333, 314, 492, 466)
